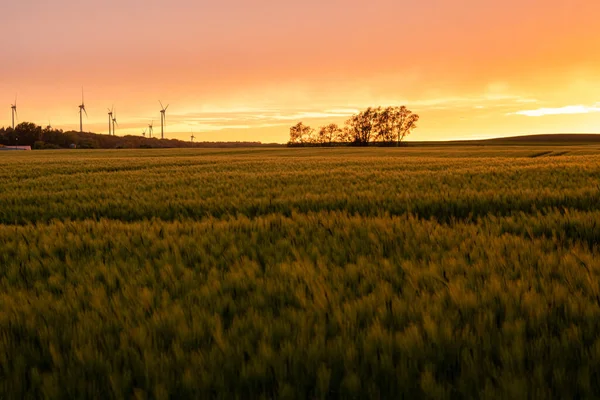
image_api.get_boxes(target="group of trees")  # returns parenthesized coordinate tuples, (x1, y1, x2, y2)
(0, 123, 273, 149)
(0, 107, 419, 150)
(0, 123, 74, 149)
(288, 106, 419, 146)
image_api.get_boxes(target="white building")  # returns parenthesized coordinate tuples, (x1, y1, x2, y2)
(0, 146, 32, 151)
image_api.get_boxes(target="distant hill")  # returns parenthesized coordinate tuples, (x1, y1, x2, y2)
(455, 134, 600, 145)
(477, 134, 600, 144)
(406, 134, 600, 147)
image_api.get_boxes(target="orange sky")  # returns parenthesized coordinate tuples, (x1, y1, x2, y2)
(2, 0, 600, 142)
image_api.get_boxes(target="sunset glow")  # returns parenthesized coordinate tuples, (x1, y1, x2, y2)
(2, 0, 600, 142)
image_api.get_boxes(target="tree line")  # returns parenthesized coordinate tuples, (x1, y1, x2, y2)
(0, 123, 277, 149)
(0, 106, 419, 150)
(288, 106, 419, 146)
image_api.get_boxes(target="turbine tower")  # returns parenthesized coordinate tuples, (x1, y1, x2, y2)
(10, 95, 17, 130)
(107, 107, 114, 135)
(112, 110, 118, 136)
(78, 89, 88, 133)
(148, 121, 154, 138)
(159, 101, 169, 139)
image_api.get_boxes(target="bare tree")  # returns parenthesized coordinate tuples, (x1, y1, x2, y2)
(318, 124, 342, 146)
(370, 106, 419, 145)
(345, 107, 378, 146)
(373, 106, 395, 143)
(392, 106, 419, 146)
(288, 122, 315, 145)
(338, 126, 353, 143)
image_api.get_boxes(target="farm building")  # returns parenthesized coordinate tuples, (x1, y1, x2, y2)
(0, 146, 32, 151)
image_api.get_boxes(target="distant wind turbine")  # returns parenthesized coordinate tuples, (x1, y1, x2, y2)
(191, 133, 195, 142)
(112, 110, 118, 136)
(148, 121, 154, 138)
(107, 106, 114, 135)
(46, 120, 52, 130)
(142, 128, 147, 137)
(78, 88, 88, 133)
(10, 95, 17, 130)
(159, 101, 169, 139)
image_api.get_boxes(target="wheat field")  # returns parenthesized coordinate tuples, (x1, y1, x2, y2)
(1, 146, 600, 398)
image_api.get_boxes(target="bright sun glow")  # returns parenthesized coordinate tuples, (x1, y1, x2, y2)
(513, 105, 600, 117)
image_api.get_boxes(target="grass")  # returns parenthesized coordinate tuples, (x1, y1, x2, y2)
(1, 146, 600, 398)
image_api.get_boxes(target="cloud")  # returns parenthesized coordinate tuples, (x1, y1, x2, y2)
(189, 122, 289, 132)
(323, 108, 361, 115)
(161, 108, 360, 129)
(269, 110, 359, 121)
(513, 104, 600, 117)
(404, 94, 538, 111)
(515, 98, 539, 104)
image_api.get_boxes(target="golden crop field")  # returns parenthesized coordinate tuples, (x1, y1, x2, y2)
(2, 146, 600, 399)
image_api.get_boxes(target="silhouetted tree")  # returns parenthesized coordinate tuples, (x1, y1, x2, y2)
(288, 105, 419, 147)
(288, 122, 315, 146)
(345, 107, 378, 146)
(392, 106, 419, 145)
(373, 106, 394, 142)
(371, 106, 419, 145)
(1, 128, 19, 146)
(0, 128, 8, 146)
(15, 122, 43, 146)
(317, 124, 342, 146)
(337, 126, 353, 143)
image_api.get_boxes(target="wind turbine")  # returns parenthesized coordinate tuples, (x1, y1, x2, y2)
(159, 101, 169, 139)
(191, 133, 195, 143)
(107, 106, 114, 135)
(190, 127, 195, 142)
(46, 120, 52, 130)
(78, 89, 88, 133)
(112, 110, 118, 136)
(10, 95, 17, 130)
(142, 128, 147, 137)
(148, 121, 154, 138)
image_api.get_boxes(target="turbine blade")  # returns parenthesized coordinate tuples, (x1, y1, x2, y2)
(165, 104, 169, 111)
(83, 107, 88, 118)
(159, 100, 164, 110)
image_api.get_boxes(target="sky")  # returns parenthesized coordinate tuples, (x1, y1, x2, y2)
(1, 0, 600, 142)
